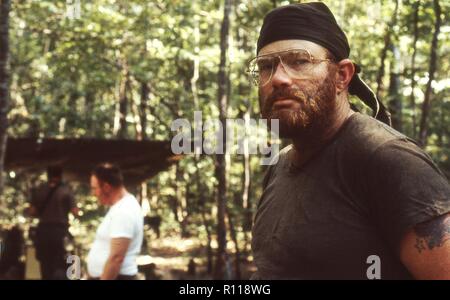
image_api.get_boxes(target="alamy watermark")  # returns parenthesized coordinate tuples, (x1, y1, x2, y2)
(66, 255, 81, 280)
(366, 254, 381, 279)
(170, 111, 280, 165)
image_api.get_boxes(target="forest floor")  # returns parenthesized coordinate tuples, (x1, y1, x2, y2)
(137, 235, 257, 280)
(18, 231, 256, 280)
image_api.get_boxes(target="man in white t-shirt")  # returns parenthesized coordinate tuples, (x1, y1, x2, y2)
(87, 163, 143, 280)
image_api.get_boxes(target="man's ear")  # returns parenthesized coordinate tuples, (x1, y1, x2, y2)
(335, 59, 355, 93)
(101, 182, 112, 194)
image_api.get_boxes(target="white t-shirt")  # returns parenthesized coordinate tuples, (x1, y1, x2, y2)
(87, 193, 144, 277)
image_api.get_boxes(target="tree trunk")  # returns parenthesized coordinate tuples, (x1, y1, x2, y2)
(214, 0, 231, 280)
(189, 17, 213, 273)
(139, 82, 149, 140)
(117, 62, 129, 139)
(241, 98, 252, 256)
(242, 111, 252, 223)
(227, 196, 241, 279)
(194, 153, 213, 275)
(375, 35, 390, 100)
(233, 4, 253, 255)
(375, 0, 399, 100)
(418, 0, 441, 147)
(196, 160, 213, 275)
(437, 103, 443, 147)
(66, 90, 78, 133)
(271, 0, 277, 9)
(387, 44, 402, 132)
(200, 196, 213, 275)
(409, 1, 420, 138)
(84, 89, 95, 134)
(0, 0, 10, 197)
(191, 17, 200, 110)
(173, 163, 189, 238)
(130, 82, 143, 141)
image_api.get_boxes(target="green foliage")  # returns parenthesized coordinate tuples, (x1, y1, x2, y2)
(2, 0, 449, 262)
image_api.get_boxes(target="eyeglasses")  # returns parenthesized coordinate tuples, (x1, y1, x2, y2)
(246, 48, 332, 87)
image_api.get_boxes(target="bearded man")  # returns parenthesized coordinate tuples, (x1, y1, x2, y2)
(250, 2, 450, 279)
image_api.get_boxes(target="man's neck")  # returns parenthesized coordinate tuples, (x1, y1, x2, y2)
(290, 97, 353, 168)
(109, 187, 128, 206)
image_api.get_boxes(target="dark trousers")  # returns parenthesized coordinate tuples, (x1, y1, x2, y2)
(34, 223, 68, 280)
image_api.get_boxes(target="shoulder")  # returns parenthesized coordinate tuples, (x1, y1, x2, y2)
(335, 113, 415, 165)
(113, 194, 142, 215)
(368, 138, 447, 181)
(339, 113, 409, 150)
(330, 113, 424, 197)
(345, 113, 441, 176)
(275, 144, 292, 166)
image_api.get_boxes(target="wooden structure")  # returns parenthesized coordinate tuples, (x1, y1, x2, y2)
(5, 137, 181, 186)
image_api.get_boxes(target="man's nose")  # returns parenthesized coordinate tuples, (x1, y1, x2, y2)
(270, 60, 293, 88)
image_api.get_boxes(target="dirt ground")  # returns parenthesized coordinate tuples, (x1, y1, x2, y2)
(138, 236, 257, 280)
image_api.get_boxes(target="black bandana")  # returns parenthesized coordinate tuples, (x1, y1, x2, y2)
(257, 2, 391, 126)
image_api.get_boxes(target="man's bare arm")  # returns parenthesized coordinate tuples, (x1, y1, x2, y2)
(100, 238, 131, 280)
(400, 213, 450, 279)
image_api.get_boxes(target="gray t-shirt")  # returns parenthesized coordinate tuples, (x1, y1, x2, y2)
(251, 113, 450, 279)
(32, 183, 75, 225)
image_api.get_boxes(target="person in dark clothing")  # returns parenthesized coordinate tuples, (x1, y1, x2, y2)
(0, 225, 25, 279)
(29, 166, 78, 280)
(249, 2, 450, 279)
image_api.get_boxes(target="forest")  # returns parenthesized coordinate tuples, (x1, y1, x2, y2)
(0, 0, 448, 280)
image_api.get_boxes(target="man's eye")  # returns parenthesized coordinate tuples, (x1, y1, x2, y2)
(291, 59, 309, 66)
(258, 63, 272, 71)
(257, 60, 273, 71)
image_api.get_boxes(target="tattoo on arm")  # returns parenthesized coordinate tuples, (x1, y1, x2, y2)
(414, 214, 450, 254)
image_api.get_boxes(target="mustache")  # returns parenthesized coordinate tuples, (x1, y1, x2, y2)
(264, 88, 310, 109)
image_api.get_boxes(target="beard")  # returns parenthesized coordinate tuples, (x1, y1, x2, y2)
(260, 68, 338, 140)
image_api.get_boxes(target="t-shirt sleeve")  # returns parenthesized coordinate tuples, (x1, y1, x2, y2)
(366, 138, 450, 252)
(109, 206, 135, 239)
